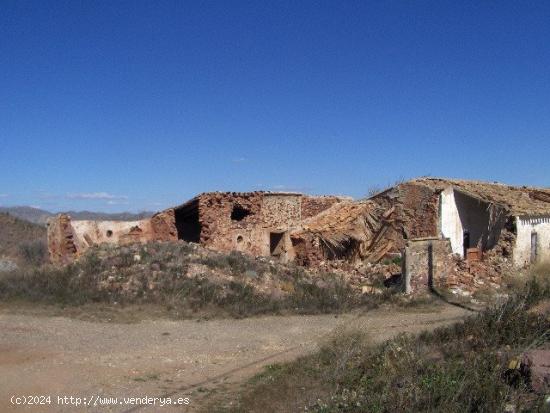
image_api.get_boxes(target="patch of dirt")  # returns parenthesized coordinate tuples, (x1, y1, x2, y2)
(0, 303, 469, 412)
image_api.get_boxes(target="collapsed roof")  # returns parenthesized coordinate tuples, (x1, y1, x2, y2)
(393, 177, 550, 216)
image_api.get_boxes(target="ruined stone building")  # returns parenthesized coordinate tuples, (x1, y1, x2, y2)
(48, 192, 345, 265)
(295, 178, 550, 265)
(288, 178, 550, 294)
(47, 211, 176, 265)
(48, 179, 550, 274)
(170, 192, 344, 260)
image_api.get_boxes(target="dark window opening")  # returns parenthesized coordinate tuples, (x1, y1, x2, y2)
(231, 205, 252, 221)
(270, 232, 285, 257)
(174, 200, 201, 243)
(237, 235, 244, 243)
(106, 230, 113, 237)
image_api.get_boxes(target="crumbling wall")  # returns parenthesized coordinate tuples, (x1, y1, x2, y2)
(71, 219, 153, 248)
(402, 238, 453, 294)
(290, 234, 325, 266)
(193, 192, 302, 260)
(47, 214, 78, 265)
(47, 211, 178, 264)
(370, 182, 440, 254)
(150, 209, 178, 241)
(301, 196, 345, 219)
(197, 192, 265, 255)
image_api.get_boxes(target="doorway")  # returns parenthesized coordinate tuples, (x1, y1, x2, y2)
(174, 199, 201, 243)
(463, 230, 470, 258)
(270, 232, 285, 257)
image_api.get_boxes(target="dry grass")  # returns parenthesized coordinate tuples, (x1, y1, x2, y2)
(216, 274, 550, 413)
(0, 242, 383, 319)
(0, 212, 47, 265)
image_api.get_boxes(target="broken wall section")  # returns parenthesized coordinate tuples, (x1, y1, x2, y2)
(47, 211, 177, 264)
(402, 238, 454, 294)
(369, 182, 441, 254)
(47, 214, 78, 265)
(187, 192, 343, 260)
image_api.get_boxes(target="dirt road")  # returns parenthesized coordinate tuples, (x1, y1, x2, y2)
(0, 304, 470, 412)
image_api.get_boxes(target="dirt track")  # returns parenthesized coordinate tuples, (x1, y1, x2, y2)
(0, 304, 470, 412)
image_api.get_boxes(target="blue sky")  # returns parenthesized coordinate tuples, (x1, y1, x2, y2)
(1, 1, 549, 212)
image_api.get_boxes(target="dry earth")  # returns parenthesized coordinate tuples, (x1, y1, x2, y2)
(0, 304, 470, 412)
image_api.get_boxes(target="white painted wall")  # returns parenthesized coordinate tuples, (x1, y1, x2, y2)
(440, 187, 464, 256)
(513, 216, 550, 267)
(71, 219, 151, 250)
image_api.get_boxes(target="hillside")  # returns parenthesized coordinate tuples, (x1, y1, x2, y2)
(0, 206, 53, 225)
(0, 213, 47, 263)
(0, 206, 154, 225)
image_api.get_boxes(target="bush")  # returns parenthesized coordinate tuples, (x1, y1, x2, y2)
(222, 278, 550, 413)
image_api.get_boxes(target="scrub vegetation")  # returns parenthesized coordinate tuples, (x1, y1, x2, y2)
(214, 270, 550, 413)
(0, 241, 394, 319)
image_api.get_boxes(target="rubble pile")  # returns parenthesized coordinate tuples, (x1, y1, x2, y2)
(72, 241, 380, 303)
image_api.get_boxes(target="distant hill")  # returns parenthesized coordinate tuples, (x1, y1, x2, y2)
(0, 212, 47, 262)
(0, 206, 154, 225)
(0, 206, 53, 225)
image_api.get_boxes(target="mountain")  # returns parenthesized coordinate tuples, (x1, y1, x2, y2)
(0, 206, 154, 225)
(0, 206, 54, 225)
(62, 210, 154, 222)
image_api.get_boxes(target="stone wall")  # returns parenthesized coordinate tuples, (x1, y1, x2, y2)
(370, 182, 441, 255)
(301, 196, 345, 219)
(197, 192, 266, 256)
(47, 214, 78, 265)
(48, 192, 344, 265)
(402, 238, 453, 294)
(195, 192, 342, 260)
(47, 211, 178, 264)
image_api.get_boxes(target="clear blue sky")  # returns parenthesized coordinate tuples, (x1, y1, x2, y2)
(1, 1, 549, 212)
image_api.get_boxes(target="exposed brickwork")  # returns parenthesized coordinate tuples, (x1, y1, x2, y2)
(48, 192, 346, 265)
(47, 214, 78, 265)
(370, 182, 440, 252)
(301, 196, 345, 219)
(291, 234, 324, 266)
(150, 209, 178, 241)
(197, 192, 265, 255)
(193, 192, 343, 260)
